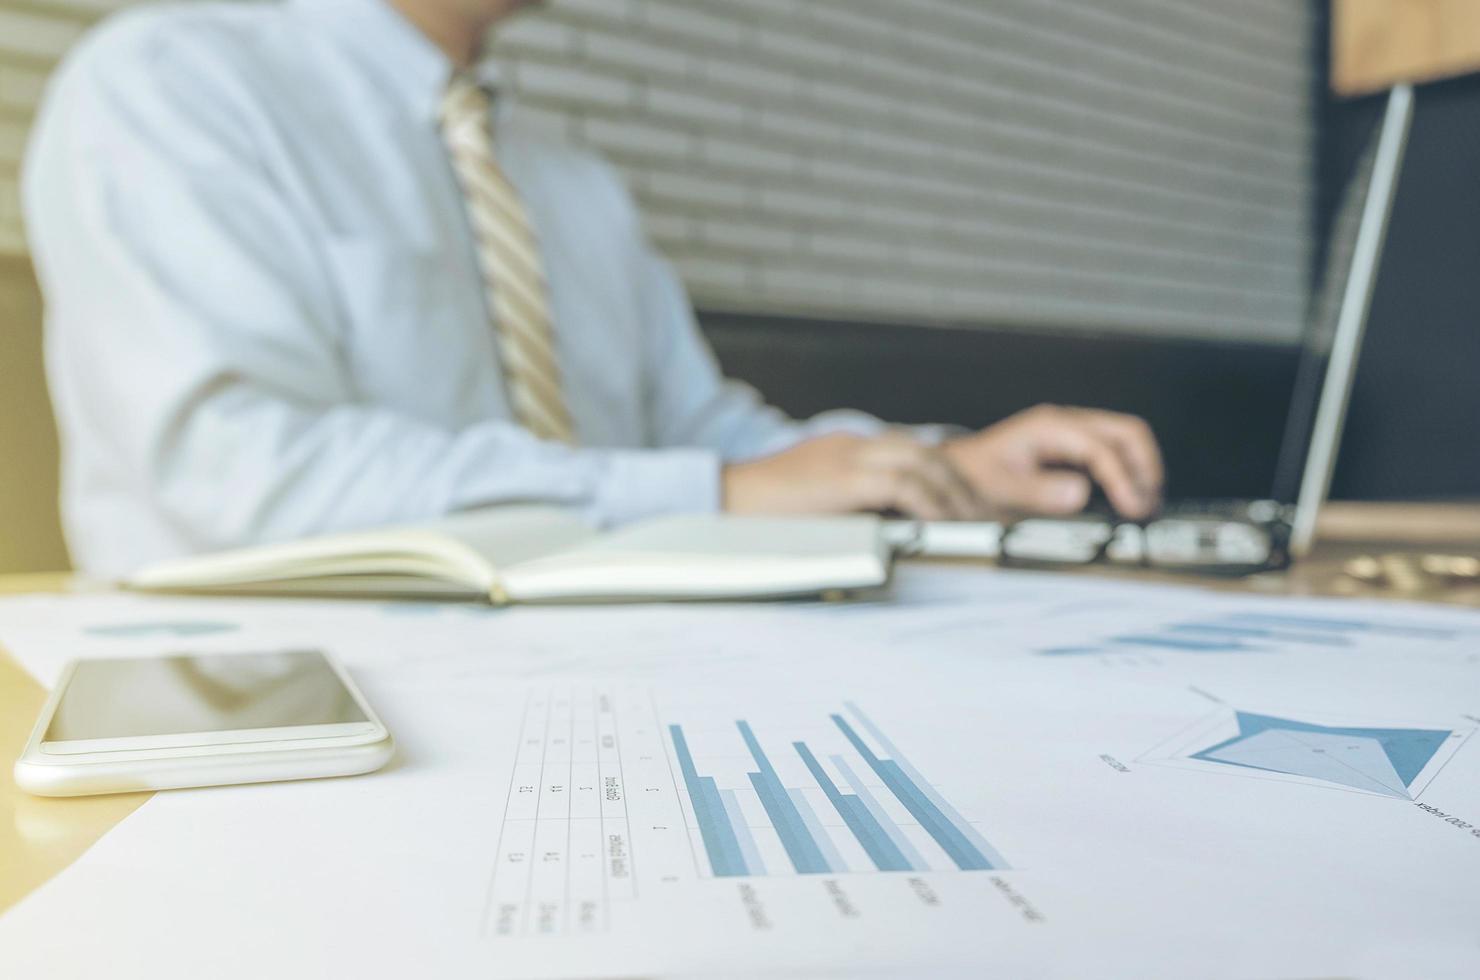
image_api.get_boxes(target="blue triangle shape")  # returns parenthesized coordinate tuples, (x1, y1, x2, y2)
(1194, 712, 1453, 790)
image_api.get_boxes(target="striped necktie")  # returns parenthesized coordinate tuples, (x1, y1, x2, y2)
(440, 75, 575, 444)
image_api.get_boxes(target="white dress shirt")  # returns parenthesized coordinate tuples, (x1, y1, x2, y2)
(24, 0, 889, 575)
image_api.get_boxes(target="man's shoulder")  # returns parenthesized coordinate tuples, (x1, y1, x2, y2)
(56, 2, 291, 104)
(68, 3, 277, 65)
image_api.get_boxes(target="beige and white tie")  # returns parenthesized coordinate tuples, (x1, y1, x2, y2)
(440, 76, 575, 443)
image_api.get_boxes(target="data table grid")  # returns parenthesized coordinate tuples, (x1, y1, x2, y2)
(484, 689, 636, 938)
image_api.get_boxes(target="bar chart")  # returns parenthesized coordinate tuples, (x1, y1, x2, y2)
(1039, 609, 1460, 657)
(668, 701, 1007, 877)
(484, 687, 1009, 941)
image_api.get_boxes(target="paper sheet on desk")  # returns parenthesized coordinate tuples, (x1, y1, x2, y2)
(1, 566, 1479, 980)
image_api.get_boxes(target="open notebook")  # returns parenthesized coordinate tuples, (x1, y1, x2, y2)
(124, 508, 892, 604)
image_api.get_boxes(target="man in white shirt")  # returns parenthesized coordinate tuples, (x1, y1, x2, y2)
(24, 0, 1164, 576)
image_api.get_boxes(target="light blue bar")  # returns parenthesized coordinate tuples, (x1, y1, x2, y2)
(831, 754, 928, 871)
(669, 724, 749, 877)
(832, 715, 984, 868)
(1224, 612, 1453, 638)
(1110, 635, 1249, 653)
(838, 797, 899, 869)
(841, 704, 1009, 870)
(787, 788, 848, 873)
(1172, 623, 1348, 646)
(747, 773, 832, 874)
(1038, 646, 1105, 657)
(720, 789, 765, 876)
(797, 742, 907, 871)
(1229, 612, 1377, 630)
(793, 742, 913, 872)
(738, 721, 832, 874)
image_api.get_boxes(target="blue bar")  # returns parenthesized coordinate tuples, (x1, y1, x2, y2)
(834, 711, 1005, 870)
(1228, 612, 1377, 631)
(1171, 623, 1349, 646)
(794, 742, 914, 872)
(787, 788, 848, 873)
(1222, 612, 1453, 638)
(1110, 635, 1250, 653)
(1037, 646, 1106, 657)
(737, 721, 833, 874)
(844, 703, 1008, 869)
(719, 789, 765, 876)
(831, 754, 928, 871)
(669, 724, 750, 877)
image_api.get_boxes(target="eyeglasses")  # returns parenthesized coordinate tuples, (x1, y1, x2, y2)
(998, 510, 1291, 576)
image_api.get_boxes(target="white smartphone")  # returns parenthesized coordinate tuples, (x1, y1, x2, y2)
(14, 649, 394, 797)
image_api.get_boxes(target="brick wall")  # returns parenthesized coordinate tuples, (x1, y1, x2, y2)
(1, 0, 1314, 341)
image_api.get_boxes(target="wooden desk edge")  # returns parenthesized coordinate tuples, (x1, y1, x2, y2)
(0, 575, 152, 917)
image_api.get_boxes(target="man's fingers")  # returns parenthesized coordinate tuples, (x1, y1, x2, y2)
(855, 437, 976, 519)
(1029, 470, 1092, 514)
(937, 405, 1165, 520)
(854, 465, 947, 520)
(1031, 421, 1149, 519)
(917, 450, 984, 520)
(1076, 411, 1164, 502)
(890, 471, 950, 521)
(987, 468, 1090, 515)
(880, 438, 984, 520)
(1081, 440, 1150, 519)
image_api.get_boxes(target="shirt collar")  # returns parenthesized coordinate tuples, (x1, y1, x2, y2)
(291, 0, 504, 124)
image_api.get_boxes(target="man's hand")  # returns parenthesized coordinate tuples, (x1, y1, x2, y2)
(722, 432, 985, 521)
(942, 404, 1163, 520)
(722, 405, 1163, 521)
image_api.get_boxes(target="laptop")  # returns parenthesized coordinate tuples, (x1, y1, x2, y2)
(894, 84, 1415, 574)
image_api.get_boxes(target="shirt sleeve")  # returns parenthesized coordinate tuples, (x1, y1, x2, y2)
(633, 235, 906, 460)
(24, 21, 720, 570)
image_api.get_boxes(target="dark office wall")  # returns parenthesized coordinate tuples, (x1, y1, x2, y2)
(1319, 75, 1480, 499)
(702, 313, 1298, 501)
(702, 93, 1480, 504)
(703, 4, 1480, 504)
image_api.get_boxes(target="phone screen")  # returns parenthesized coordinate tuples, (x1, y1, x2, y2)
(44, 650, 368, 742)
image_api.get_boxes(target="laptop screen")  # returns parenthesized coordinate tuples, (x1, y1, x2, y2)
(1268, 97, 1396, 504)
